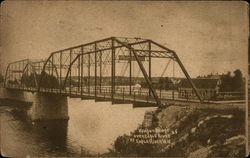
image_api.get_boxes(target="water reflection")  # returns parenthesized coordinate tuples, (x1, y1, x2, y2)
(1, 104, 76, 157)
(67, 98, 156, 154)
(0, 97, 156, 156)
(31, 120, 70, 156)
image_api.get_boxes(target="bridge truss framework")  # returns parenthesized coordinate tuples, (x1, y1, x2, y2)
(4, 37, 203, 105)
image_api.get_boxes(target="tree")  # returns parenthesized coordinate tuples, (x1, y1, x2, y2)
(0, 73, 4, 83)
(21, 71, 60, 88)
(219, 72, 232, 92)
(21, 73, 37, 87)
(219, 69, 244, 92)
(231, 69, 244, 91)
(39, 71, 60, 88)
(158, 77, 173, 90)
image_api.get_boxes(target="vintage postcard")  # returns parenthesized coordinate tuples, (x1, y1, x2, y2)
(0, 1, 248, 157)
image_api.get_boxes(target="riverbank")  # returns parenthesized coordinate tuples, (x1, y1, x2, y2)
(103, 103, 245, 157)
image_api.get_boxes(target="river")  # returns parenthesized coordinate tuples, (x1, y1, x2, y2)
(0, 97, 156, 157)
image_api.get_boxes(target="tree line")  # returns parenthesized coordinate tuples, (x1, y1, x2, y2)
(219, 69, 244, 92)
(141, 69, 244, 92)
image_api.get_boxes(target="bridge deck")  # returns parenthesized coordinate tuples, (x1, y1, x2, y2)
(4, 85, 241, 107)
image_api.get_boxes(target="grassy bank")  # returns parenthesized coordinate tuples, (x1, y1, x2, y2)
(103, 104, 245, 157)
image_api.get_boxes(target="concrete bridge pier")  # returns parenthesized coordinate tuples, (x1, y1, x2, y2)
(30, 93, 69, 121)
(0, 88, 69, 121)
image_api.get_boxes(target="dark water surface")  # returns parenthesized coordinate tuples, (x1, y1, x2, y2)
(0, 98, 156, 157)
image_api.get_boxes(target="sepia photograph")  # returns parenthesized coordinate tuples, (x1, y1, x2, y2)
(0, 1, 248, 157)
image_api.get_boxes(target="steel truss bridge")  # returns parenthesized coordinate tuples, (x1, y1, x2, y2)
(4, 37, 203, 106)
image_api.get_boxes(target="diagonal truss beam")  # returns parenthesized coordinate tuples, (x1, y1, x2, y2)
(150, 40, 203, 102)
(37, 54, 60, 91)
(21, 61, 39, 89)
(113, 38, 162, 106)
(3, 64, 10, 88)
(62, 53, 81, 89)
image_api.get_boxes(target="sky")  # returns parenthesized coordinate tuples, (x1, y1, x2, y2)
(0, 1, 248, 78)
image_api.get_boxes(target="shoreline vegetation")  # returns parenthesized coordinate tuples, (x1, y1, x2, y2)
(102, 103, 245, 157)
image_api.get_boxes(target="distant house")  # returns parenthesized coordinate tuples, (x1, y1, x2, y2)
(178, 78, 221, 100)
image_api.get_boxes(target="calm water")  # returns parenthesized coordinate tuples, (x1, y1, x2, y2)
(0, 97, 156, 157)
